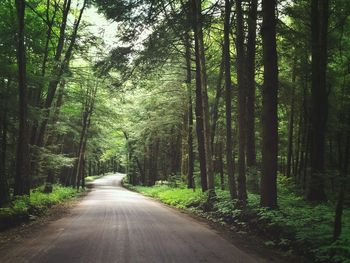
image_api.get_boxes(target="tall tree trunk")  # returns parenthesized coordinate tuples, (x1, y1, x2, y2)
(0, 81, 10, 206)
(192, 0, 208, 192)
(246, 0, 258, 168)
(195, 0, 215, 196)
(185, 32, 195, 189)
(286, 60, 296, 177)
(211, 45, 225, 149)
(224, 0, 237, 199)
(235, 0, 247, 202)
(14, 0, 31, 196)
(307, 0, 329, 202)
(260, 0, 278, 208)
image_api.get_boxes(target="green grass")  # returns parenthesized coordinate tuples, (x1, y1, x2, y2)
(0, 185, 81, 229)
(123, 177, 350, 263)
(127, 184, 206, 209)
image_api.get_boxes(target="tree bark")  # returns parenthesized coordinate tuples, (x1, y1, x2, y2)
(191, 0, 208, 192)
(0, 80, 10, 205)
(286, 60, 296, 177)
(307, 0, 329, 202)
(224, 0, 237, 199)
(211, 45, 224, 149)
(235, 0, 247, 202)
(260, 0, 278, 208)
(246, 0, 258, 168)
(185, 32, 195, 189)
(14, 0, 31, 196)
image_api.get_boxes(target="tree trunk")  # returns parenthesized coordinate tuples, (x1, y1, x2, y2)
(14, 0, 31, 196)
(235, 0, 247, 202)
(246, 0, 258, 168)
(191, 0, 208, 192)
(307, 0, 329, 202)
(286, 60, 296, 177)
(211, 46, 224, 149)
(224, 0, 237, 199)
(218, 141, 225, 191)
(185, 32, 195, 189)
(181, 105, 189, 177)
(0, 81, 10, 206)
(260, 0, 278, 208)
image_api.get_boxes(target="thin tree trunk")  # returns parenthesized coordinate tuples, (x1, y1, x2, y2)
(260, 0, 278, 208)
(287, 60, 296, 177)
(195, 0, 215, 197)
(246, 0, 258, 168)
(0, 80, 10, 206)
(14, 0, 31, 196)
(224, 0, 237, 199)
(192, 0, 208, 192)
(235, 0, 247, 202)
(185, 32, 195, 189)
(181, 104, 189, 177)
(211, 45, 225, 149)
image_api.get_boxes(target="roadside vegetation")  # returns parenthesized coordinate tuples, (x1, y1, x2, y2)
(0, 185, 82, 230)
(123, 176, 350, 263)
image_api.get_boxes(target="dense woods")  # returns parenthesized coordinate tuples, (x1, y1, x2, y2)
(0, 0, 350, 261)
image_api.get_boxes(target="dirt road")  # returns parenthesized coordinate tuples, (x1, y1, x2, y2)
(0, 174, 272, 263)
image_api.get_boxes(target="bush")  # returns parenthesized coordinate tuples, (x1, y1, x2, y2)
(0, 185, 79, 230)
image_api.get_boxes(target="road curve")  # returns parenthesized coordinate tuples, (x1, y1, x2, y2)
(0, 174, 266, 263)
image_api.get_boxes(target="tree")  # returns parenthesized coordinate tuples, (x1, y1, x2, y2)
(191, 0, 209, 192)
(223, 0, 237, 199)
(235, 0, 247, 203)
(14, 0, 31, 196)
(184, 31, 195, 189)
(260, 0, 278, 208)
(307, 0, 329, 202)
(246, 0, 258, 168)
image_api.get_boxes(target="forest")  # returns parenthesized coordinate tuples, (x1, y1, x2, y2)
(0, 0, 350, 262)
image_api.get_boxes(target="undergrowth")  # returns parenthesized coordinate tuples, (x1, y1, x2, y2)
(123, 177, 350, 263)
(0, 185, 81, 230)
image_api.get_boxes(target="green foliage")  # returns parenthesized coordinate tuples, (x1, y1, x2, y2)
(0, 185, 80, 229)
(124, 179, 206, 209)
